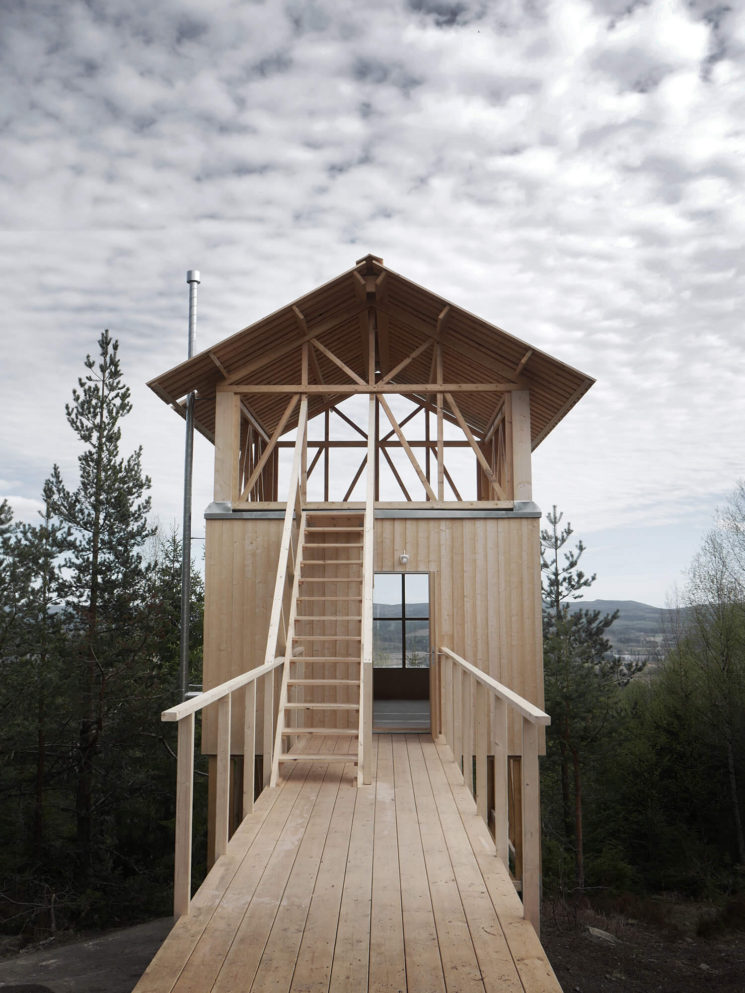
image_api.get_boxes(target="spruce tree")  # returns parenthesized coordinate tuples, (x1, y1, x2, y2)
(540, 507, 640, 890)
(46, 330, 153, 877)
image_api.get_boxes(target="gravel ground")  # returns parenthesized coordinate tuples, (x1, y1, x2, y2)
(0, 918, 173, 993)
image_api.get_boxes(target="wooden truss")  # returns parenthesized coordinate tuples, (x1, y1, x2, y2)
(212, 330, 532, 507)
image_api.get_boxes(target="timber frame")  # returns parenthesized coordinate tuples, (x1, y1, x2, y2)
(148, 254, 594, 938)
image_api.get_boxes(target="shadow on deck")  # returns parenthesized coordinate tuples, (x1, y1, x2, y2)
(133, 734, 561, 993)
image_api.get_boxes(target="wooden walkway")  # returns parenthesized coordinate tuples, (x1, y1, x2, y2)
(133, 735, 562, 993)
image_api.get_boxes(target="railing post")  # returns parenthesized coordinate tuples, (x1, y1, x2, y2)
(262, 674, 273, 789)
(444, 653, 454, 747)
(243, 681, 256, 816)
(453, 662, 463, 773)
(437, 647, 549, 935)
(215, 695, 232, 859)
(173, 714, 194, 917)
(521, 717, 541, 934)
(475, 681, 488, 822)
(463, 673, 473, 795)
(492, 695, 509, 864)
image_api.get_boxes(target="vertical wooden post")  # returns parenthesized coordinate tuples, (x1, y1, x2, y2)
(243, 681, 256, 816)
(436, 345, 444, 501)
(463, 676, 473, 796)
(215, 696, 231, 860)
(444, 653, 454, 746)
(374, 399, 380, 502)
(360, 392, 375, 786)
(510, 390, 532, 501)
(475, 681, 488, 822)
(263, 672, 274, 788)
(521, 718, 541, 934)
(301, 343, 308, 501)
(173, 714, 194, 917)
(424, 407, 431, 483)
(429, 594, 440, 739)
(324, 410, 330, 502)
(492, 696, 509, 864)
(214, 391, 240, 503)
(454, 664, 463, 773)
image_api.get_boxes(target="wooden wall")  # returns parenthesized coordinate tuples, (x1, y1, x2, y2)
(201, 517, 283, 753)
(201, 513, 543, 755)
(374, 516, 544, 752)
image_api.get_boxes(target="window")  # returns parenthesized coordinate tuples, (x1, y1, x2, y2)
(373, 573, 430, 669)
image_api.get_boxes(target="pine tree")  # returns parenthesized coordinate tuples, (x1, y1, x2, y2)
(46, 330, 154, 877)
(0, 498, 17, 652)
(148, 529, 204, 688)
(540, 506, 640, 890)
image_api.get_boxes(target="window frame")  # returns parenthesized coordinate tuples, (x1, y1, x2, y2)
(372, 572, 430, 670)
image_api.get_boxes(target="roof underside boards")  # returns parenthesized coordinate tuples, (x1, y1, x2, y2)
(148, 256, 594, 448)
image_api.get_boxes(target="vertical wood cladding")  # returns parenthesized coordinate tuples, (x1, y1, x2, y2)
(202, 517, 283, 753)
(201, 514, 543, 755)
(373, 516, 544, 753)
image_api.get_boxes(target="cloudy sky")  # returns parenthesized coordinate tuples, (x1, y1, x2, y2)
(1, 0, 743, 607)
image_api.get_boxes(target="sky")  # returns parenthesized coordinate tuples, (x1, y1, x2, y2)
(1, 0, 743, 608)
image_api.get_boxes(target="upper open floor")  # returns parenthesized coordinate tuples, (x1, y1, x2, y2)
(148, 254, 594, 510)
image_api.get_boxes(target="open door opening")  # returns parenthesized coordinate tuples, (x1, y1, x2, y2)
(373, 572, 431, 731)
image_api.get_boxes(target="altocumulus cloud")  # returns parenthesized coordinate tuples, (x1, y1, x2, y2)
(0, 0, 743, 603)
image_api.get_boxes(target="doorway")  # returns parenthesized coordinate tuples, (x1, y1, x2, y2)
(372, 573, 431, 731)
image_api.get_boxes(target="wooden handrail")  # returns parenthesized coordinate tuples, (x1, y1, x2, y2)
(439, 648, 550, 724)
(163, 657, 285, 918)
(162, 656, 285, 722)
(438, 646, 549, 936)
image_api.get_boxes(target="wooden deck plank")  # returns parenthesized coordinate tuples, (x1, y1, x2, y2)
(391, 735, 447, 993)
(134, 736, 561, 993)
(248, 751, 348, 992)
(289, 743, 359, 992)
(406, 735, 486, 992)
(368, 734, 406, 993)
(209, 757, 333, 993)
(433, 741, 563, 993)
(133, 762, 309, 993)
(328, 739, 376, 993)
(170, 759, 320, 993)
(417, 737, 524, 993)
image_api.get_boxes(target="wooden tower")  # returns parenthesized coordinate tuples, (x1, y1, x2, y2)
(147, 253, 594, 937)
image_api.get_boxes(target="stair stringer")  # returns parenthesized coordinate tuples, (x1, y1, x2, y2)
(269, 510, 307, 787)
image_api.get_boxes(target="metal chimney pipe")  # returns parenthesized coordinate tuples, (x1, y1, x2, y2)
(180, 270, 200, 701)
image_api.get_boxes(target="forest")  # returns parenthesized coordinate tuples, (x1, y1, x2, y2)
(1, 331, 744, 943)
(0, 332, 206, 937)
(540, 499, 745, 931)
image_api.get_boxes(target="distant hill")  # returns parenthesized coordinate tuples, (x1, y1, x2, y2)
(565, 599, 685, 658)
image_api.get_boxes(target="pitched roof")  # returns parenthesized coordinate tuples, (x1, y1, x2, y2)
(148, 254, 593, 448)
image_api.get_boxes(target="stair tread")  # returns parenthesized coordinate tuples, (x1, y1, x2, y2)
(299, 576, 363, 580)
(293, 639, 362, 645)
(297, 596, 363, 601)
(286, 702, 359, 709)
(288, 678, 360, 686)
(304, 542, 363, 548)
(296, 615, 362, 621)
(291, 656, 360, 662)
(305, 523, 363, 528)
(282, 728, 358, 738)
(278, 753, 358, 763)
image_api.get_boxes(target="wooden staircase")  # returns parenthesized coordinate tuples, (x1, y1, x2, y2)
(271, 513, 364, 782)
